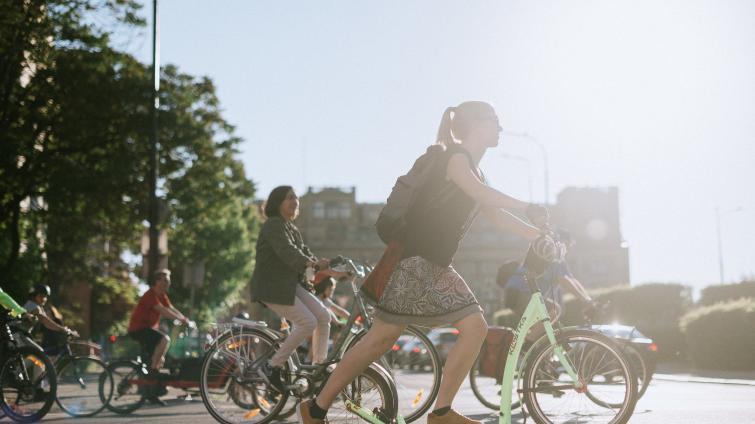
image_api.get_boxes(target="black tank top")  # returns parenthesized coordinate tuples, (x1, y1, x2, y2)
(402, 144, 482, 267)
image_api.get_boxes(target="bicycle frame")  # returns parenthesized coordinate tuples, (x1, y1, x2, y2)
(498, 280, 582, 424)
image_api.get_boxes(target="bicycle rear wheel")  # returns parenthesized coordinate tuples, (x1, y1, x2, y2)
(522, 329, 637, 424)
(56, 356, 112, 417)
(200, 329, 289, 424)
(344, 325, 440, 422)
(468, 354, 522, 411)
(0, 347, 58, 423)
(618, 343, 650, 399)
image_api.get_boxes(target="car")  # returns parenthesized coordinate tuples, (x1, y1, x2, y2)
(426, 327, 460, 365)
(388, 334, 414, 367)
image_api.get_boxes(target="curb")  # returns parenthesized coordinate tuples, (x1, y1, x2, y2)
(653, 373, 755, 386)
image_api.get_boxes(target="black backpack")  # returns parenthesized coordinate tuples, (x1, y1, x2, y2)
(375, 144, 445, 244)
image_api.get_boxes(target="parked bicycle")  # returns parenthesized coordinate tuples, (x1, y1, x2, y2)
(0, 309, 58, 423)
(200, 257, 440, 424)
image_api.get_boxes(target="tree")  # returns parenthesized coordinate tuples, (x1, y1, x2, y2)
(0, 1, 258, 336)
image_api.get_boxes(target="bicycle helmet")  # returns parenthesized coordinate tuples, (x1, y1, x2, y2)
(30, 284, 51, 297)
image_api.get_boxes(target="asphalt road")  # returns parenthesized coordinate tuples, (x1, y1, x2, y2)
(17, 374, 755, 423)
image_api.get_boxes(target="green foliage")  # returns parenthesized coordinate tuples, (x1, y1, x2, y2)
(157, 66, 259, 324)
(699, 281, 755, 306)
(680, 299, 755, 370)
(90, 276, 139, 336)
(0, 1, 257, 337)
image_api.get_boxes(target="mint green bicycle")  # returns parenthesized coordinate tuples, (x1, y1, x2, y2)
(352, 233, 638, 424)
(490, 234, 639, 424)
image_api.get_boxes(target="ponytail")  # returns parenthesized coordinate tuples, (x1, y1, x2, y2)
(435, 101, 496, 146)
(436, 106, 456, 147)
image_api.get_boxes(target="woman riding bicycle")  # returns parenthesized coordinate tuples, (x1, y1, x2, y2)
(249, 185, 346, 393)
(299, 101, 551, 424)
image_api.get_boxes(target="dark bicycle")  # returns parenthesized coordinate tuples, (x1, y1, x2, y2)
(200, 257, 440, 424)
(0, 309, 57, 423)
(48, 333, 113, 417)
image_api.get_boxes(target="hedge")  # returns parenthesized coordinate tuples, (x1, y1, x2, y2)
(699, 281, 755, 306)
(680, 299, 755, 370)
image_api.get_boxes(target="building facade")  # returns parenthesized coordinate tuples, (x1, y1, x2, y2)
(295, 186, 630, 320)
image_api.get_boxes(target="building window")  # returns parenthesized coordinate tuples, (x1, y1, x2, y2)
(326, 204, 339, 219)
(340, 202, 351, 219)
(313, 202, 325, 219)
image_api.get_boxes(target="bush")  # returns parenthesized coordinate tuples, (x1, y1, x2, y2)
(699, 281, 755, 306)
(680, 299, 755, 370)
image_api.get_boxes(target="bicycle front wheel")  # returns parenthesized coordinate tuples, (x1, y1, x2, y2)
(0, 346, 58, 423)
(56, 356, 112, 417)
(522, 329, 637, 424)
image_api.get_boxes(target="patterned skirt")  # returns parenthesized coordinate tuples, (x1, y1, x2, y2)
(374, 256, 483, 327)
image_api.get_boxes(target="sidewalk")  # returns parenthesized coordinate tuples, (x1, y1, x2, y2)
(653, 360, 755, 386)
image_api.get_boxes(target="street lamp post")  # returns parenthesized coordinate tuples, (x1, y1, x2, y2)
(501, 131, 549, 205)
(147, 0, 161, 282)
(715, 206, 743, 284)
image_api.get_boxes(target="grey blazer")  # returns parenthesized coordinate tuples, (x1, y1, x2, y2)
(250, 216, 315, 306)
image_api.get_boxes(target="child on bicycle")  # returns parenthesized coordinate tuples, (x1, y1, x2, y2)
(313, 271, 352, 325)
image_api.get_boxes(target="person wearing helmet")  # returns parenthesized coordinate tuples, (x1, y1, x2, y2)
(23, 284, 77, 338)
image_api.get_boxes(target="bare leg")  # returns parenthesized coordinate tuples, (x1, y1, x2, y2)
(434, 312, 487, 409)
(151, 335, 170, 371)
(315, 318, 405, 408)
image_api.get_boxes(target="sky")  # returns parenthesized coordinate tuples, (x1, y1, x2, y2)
(115, 0, 754, 292)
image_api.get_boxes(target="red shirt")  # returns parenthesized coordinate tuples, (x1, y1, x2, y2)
(128, 288, 172, 333)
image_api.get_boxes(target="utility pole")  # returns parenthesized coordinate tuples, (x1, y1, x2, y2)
(148, 0, 161, 283)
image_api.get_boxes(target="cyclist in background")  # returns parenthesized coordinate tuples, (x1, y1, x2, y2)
(313, 271, 351, 325)
(24, 284, 78, 343)
(127, 269, 191, 383)
(499, 229, 595, 341)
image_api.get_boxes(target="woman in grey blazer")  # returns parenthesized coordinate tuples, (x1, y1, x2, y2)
(249, 185, 332, 393)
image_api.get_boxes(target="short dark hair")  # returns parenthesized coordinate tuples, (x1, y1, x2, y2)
(314, 277, 335, 297)
(263, 185, 294, 218)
